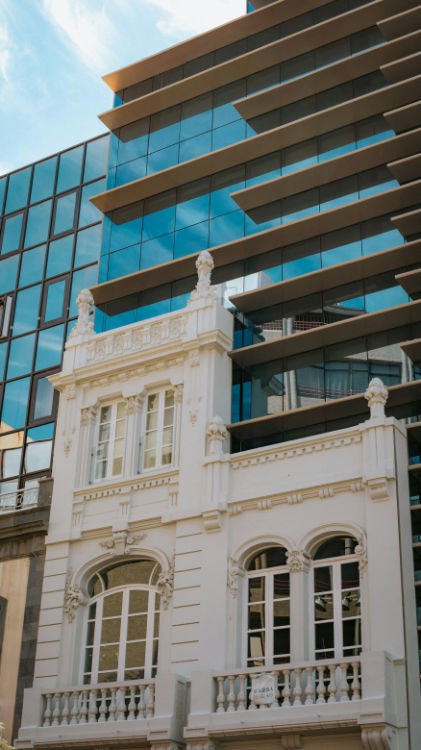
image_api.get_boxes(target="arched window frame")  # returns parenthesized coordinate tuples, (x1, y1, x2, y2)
(310, 536, 362, 661)
(242, 546, 290, 669)
(81, 560, 161, 685)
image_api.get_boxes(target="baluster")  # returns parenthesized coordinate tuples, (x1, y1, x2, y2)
(146, 682, 155, 718)
(304, 667, 314, 705)
(98, 688, 108, 722)
(138, 685, 146, 718)
(61, 692, 70, 725)
(328, 665, 337, 703)
(351, 661, 361, 701)
(88, 689, 97, 722)
(237, 674, 246, 711)
(216, 677, 226, 713)
(70, 691, 80, 725)
(340, 664, 350, 702)
(108, 687, 117, 721)
(51, 692, 61, 726)
(293, 669, 303, 706)
(127, 686, 136, 720)
(227, 676, 236, 712)
(116, 687, 126, 721)
(43, 693, 53, 727)
(270, 671, 279, 708)
(80, 690, 88, 723)
(281, 669, 291, 707)
(316, 667, 326, 704)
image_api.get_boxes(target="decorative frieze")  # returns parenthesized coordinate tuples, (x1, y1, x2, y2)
(231, 432, 361, 470)
(85, 314, 187, 364)
(227, 479, 363, 516)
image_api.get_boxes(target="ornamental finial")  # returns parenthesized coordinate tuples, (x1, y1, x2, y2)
(189, 250, 217, 303)
(364, 377, 388, 421)
(68, 288, 94, 340)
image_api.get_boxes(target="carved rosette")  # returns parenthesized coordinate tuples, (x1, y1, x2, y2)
(227, 557, 245, 598)
(68, 288, 95, 341)
(286, 549, 310, 573)
(157, 561, 175, 609)
(188, 250, 218, 303)
(364, 377, 388, 420)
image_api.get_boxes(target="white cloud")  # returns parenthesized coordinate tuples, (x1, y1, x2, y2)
(144, 0, 245, 37)
(0, 23, 11, 83)
(41, 0, 117, 75)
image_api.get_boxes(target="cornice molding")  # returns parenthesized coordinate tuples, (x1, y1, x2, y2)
(231, 432, 362, 470)
(227, 479, 363, 516)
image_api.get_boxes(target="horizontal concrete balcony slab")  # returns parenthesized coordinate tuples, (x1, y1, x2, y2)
(401, 337, 421, 362)
(384, 99, 421, 132)
(388, 152, 421, 183)
(230, 239, 421, 322)
(381, 49, 421, 82)
(100, 1, 383, 129)
(235, 29, 421, 120)
(228, 379, 421, 443)
(91, 179, 421, 312)
(378, 4, 421, 40)
(232, 127, 421, 212)
(91, 75, 421, 215)
(391, 206, 421, 236)
(396, 267, 421, 297)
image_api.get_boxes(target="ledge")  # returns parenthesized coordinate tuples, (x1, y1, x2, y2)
(381, 49, 421, 82)
(401, 337, 421, 362)
(396, 267, 421, 296)
(391, 206, 421, 236)
(388, 153, 421, 183)
(377, 5, 421, 41)
(384, 99, 421, 132)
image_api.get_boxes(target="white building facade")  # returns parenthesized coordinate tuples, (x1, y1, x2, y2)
(16, 256, 421, 749)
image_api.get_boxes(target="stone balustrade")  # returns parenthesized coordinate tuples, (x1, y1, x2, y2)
(214, 657, 361, 713)
(41, 680, 155, 726)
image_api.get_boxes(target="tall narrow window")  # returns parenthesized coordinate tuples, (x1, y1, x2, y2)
(143, 390, 175, 471)
(312, 535, 361, 660)
(246, 546, 290, 668)
(93, 402, 126, 482)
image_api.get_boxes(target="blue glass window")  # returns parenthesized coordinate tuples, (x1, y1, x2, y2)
(108, 216, 142, 253)
(1, 212, 24, 255)
(108, 245, 140, 278)
(7, 333, 36, 379)
(13, 285, 42, 335)
(33, 377, 54, 420)
(46, 235, 74, 278)
(180, 95, 212, 140)
(24, 424, 54, 473)
(176, 181, 210, 229)
(44, 279, 67, 322)
(211, 168, 245, 218)
(174, 221, 209, 259)
(213, 81, 245, 128)
(212, 120, 247, 151)
(57, 146, 83, 193)
(113, 158, 146, 187)
(20, 245, 47, 288)
(24, 200, 52, 248)
(36, 324, 65, 370)
(79, 179, 105, 228)
(365, 285, 408, 313)
(140, 234, 174, 270)
(179, 132, 212, 163)
(0, 342, 6, 380)
(31, 158, 57, 203)
(74, 225, 102, 267)
(147, 144, 179, 175)
(117, 120, 149, 165)
(84, 137, 109, 182)
(5, 169, 31, 213)
(1, 378, 31, 432)
(54, 191, 77, 235)
(209, 210, 244, 246)
(149, 107, 181, 153)
(322, 226, 361, 267)
(69, 266, 98, 317)
(0, 255, 19, 294)
(142, 193, 176, 241)
(0, 177, 6, 213)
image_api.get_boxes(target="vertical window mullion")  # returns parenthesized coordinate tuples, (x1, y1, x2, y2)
(157, 392, 164, 466)
(91, 596, 103, 683)
(145, 588, 155, 679)
(107, 403, 117, 479)
(333, 563, 342, 659)
(266, 572, 273, 666)
(118, 589, 129, 682)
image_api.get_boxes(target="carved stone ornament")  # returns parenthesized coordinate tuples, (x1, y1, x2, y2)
(100, 530, 146, 556)
(188, 250, 217, 304)
(227, 557, 245, 598)
(281, 735, 302, 750)
(361, 726, 391, 749)
(68, 288, 95, 341)
(64, 572, 87, 623)
(156, 560, 174, 609)
(364, 377, 388, 421)
(207, 416, 228, 455)
(355, 536, 368, 574)
(286, 549, 310, 573)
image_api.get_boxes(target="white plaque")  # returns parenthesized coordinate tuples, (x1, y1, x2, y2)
(250, 673, 276, 706)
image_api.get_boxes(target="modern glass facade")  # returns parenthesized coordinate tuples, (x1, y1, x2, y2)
(0, 135, 108, 503)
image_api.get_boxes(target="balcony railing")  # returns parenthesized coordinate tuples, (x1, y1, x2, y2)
(0, 485, 39, 514)
(41, 680, 155, 726)
(214, 657, 361, 713)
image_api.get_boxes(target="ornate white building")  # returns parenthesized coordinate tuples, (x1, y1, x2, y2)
(16, 257, 421, 749)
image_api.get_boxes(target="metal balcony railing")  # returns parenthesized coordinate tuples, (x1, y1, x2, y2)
(0, 485, 39, 514)
(214, 657, 361, 713)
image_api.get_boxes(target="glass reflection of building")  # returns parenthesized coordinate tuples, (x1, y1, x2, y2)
(0, 136, 109, 504)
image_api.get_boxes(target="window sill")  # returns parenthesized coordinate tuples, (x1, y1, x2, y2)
(74, 466, 179, 497)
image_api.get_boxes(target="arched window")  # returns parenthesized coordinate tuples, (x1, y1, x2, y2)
(83, 559, 161, 684)
(246, 546, 290, 668)
(312, 535, 361, 660)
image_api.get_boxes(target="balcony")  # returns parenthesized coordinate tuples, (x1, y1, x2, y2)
(0, 485, 39, 514)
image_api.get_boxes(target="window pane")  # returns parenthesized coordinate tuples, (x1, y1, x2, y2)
(7, 334, 36, 378)
(54, 191, 77, 235)
(78, 180, 106, 228)
(13, 285, 42, 335)
(31, 158, 57, 203)
(57, 146, 83, 192)
(1, 212, 23, 255)
(20, 245, 46, 287)
(1, 446, 21, 478)
(35, 324, 65, 370)
(25, 200, 52, 248)
(1, 377, 31, 432)
(44, 279, 66, 322)
(125, 641, 146, 669)
(24, 440, 52, 473)
(101, 617, 121, 644)
(46, 235, 74, 278)
(127, 614, 147, 640)
(5, 169, 31, 213)
(84, 137, 109, 182)
(0, 255, 19, 294)
(130, 590, 149, 613)
(140, 234, 173, 270)
(33, 377, 55, 420)
(103, 592, 123, 617)
(69, 265, 98, 317)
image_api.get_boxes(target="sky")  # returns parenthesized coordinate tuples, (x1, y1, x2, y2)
(0, 0, 246, 176)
